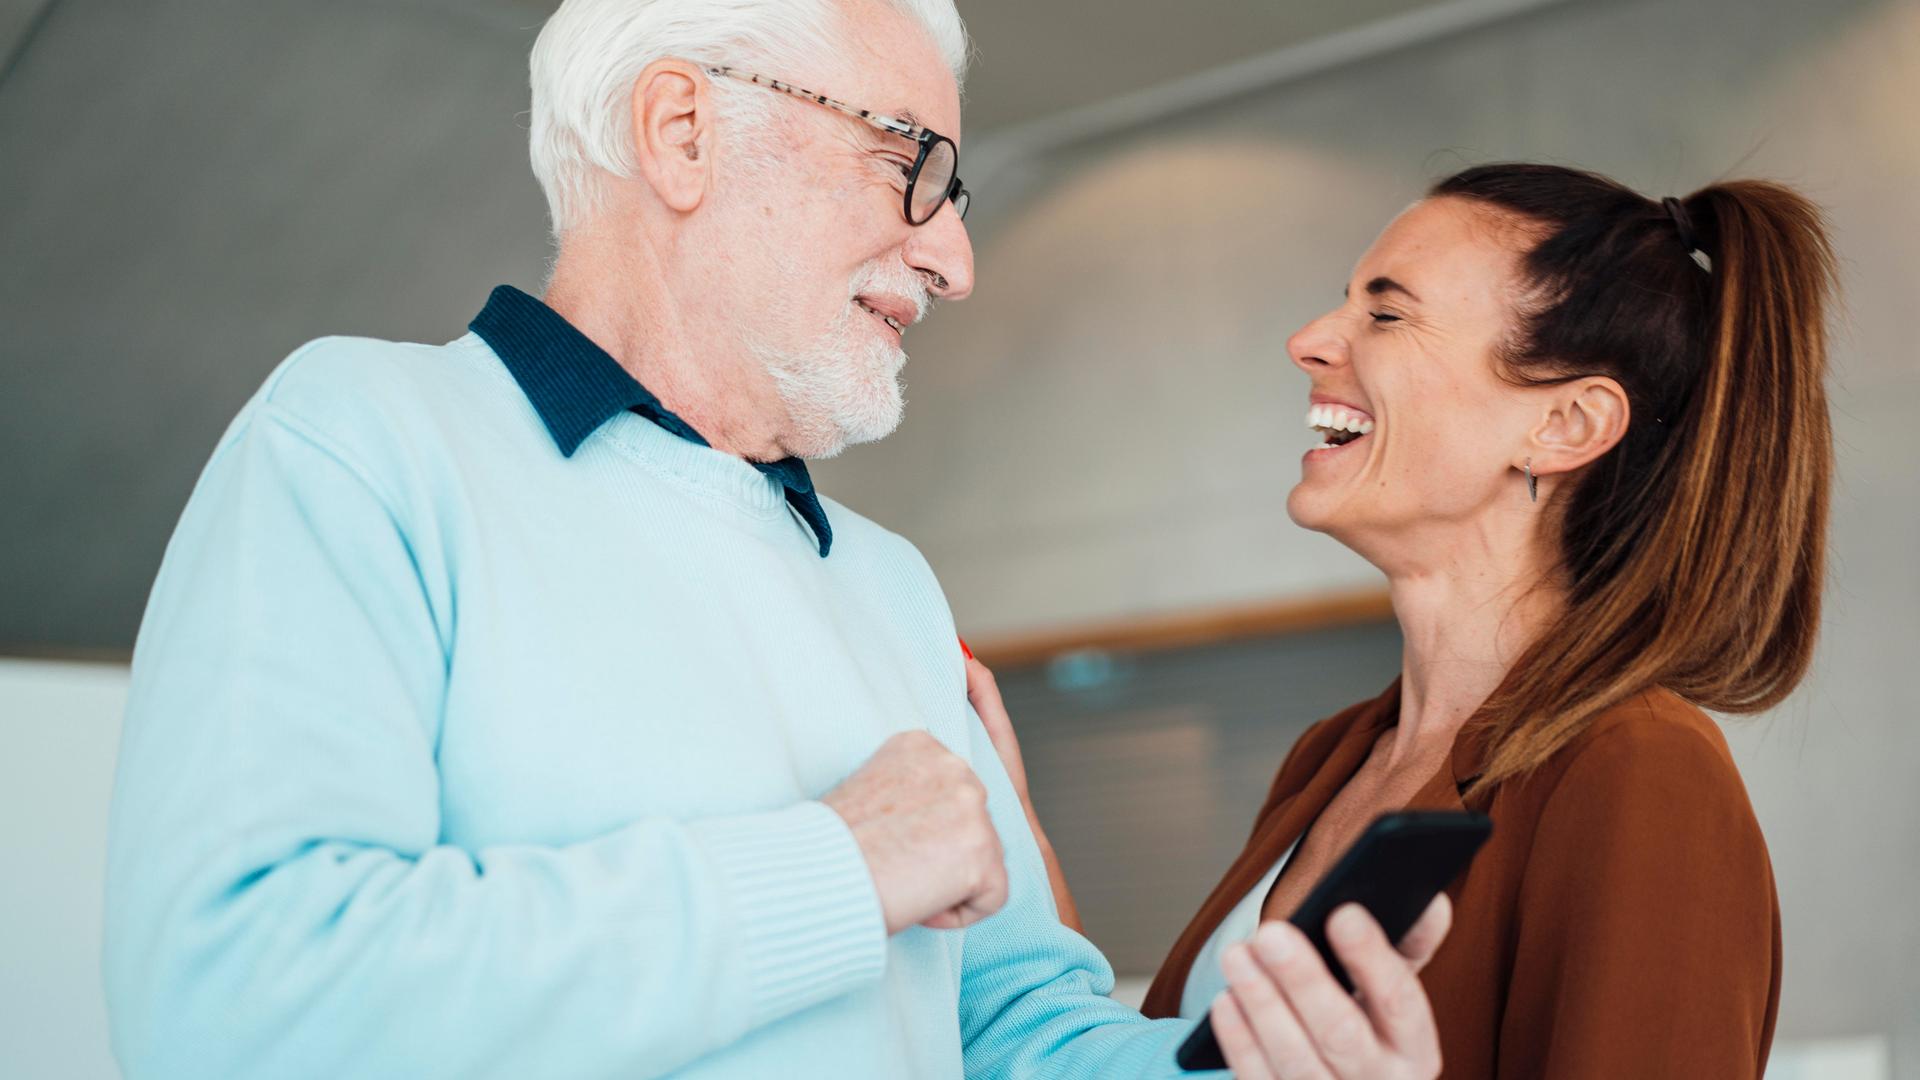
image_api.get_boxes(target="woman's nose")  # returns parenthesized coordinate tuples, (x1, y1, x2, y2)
(1287, 311, 1348, 374)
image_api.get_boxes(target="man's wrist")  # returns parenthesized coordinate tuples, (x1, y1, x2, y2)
(687, 802, 889, 1027)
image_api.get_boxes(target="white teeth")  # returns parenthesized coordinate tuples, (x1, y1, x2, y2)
(857, 300, 905, 334)
(1306, 403, 1375, 436)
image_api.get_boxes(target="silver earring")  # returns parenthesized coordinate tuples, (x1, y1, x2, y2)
(1525, 458, 1538, 503)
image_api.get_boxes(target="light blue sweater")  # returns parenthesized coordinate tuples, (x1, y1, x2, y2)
(104, 330, 1207, 1078)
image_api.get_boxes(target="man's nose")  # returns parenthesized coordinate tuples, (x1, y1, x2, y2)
(904, 202, 974, 301)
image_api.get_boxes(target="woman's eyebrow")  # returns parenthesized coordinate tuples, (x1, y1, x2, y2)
(1341, 277, 1423, 303)
(1365, 276, 1422, 303)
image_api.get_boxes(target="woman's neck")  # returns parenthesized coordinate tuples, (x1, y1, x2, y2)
(1381, 541, 1564, 770)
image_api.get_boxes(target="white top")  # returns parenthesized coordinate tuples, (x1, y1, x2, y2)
(1179, 840, 1301, 1019)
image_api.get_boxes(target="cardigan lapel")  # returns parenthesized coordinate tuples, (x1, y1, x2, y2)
(1140, 679, 1508, 1018)
(1140, 682, 1399, 1017)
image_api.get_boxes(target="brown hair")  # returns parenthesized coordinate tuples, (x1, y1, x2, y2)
(1429, 164, 1836, 791)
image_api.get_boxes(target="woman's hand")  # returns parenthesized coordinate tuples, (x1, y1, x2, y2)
(1211, 896, 1451, 1079)
(960, 640, 1081, 930)
(962, 646, 1031, 804)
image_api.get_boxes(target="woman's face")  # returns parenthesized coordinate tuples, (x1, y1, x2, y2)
(1285, 197, 1548, 566)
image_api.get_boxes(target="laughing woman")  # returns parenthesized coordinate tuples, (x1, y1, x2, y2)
(969, 163, 1836, 1078)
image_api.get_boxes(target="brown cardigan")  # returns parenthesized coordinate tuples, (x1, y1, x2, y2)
(1141, 681, 1780, 1078)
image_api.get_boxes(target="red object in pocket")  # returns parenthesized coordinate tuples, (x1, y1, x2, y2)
(958, 635, 974, 660)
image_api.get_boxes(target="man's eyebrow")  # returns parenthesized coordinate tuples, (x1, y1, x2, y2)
(895, 108, 922, 127)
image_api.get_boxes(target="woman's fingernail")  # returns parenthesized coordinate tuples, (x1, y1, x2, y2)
(1222, 943, 1254, 977)
(958, 636, 974, 660)
(1255, 923, 1295, 962)
(1330, 904, 1370, 945)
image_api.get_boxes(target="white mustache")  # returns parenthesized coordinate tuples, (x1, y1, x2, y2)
(847, 258, 932, 326)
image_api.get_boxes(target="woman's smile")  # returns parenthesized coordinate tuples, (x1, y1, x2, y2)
(1304, 400, 1376, 461)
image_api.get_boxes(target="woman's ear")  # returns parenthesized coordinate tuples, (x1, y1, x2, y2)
(629, 60, 713, 213)
(1525, 375, 1630, 477)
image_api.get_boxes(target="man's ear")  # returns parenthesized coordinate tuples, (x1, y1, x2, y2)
(1525, 375, 1630, 478)
(630, 59, 713, 213)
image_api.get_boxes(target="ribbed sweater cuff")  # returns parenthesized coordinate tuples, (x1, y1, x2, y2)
(689, 801, 888, 1029)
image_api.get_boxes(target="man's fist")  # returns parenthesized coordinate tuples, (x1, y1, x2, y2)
(823, 730, 1008, 934)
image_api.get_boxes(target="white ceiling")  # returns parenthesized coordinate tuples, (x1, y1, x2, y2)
(951, 0, 1461, 134)
(505, 0, 1470, 137)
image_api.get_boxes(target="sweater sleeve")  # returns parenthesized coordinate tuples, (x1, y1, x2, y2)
(104, 404, 887, 1079)
(955, 703, 1221, 1079)
(1496, 712, 1780, 1079)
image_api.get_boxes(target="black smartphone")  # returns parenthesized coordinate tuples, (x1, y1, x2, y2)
(1174, 810, 1493, 1072)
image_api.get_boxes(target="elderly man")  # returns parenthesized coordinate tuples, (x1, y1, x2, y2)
(102, 0, 1202, 1076)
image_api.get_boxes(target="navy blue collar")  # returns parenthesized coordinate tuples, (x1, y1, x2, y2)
(471, 285, 833, 557)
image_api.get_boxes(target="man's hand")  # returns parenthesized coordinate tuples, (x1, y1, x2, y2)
(823, 730, 1009, 934)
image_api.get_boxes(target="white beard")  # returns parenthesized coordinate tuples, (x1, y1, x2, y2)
(754, 256, 929, 459)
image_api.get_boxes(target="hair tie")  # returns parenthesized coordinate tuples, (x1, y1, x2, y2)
(1662, 196, 1711, 273)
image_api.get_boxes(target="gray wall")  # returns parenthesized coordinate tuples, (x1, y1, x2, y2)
(1003, 622, 1406, 976)
(0, 659, 124, 1080)
(811, 0, 1920, 1067)
(0, 0, 553, 652)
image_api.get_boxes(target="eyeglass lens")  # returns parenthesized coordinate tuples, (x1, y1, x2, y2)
(911, 137, 960, 224)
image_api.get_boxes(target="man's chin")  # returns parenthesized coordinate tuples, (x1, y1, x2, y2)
(763, 338, 908, 458)
(807, 389, 905, 458)
(770, 373, 902, 458)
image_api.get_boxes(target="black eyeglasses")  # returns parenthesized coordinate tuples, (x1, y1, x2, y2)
(704, 65, 970, 226)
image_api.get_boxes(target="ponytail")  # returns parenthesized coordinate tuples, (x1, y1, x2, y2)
(1428, 166, 1837, 792)
(1656, 184, 1834, 706)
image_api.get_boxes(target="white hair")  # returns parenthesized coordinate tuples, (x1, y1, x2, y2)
(529, 0, 969, 236)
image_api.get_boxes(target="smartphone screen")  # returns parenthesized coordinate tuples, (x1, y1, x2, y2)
(1175, 810, 1493, 1072)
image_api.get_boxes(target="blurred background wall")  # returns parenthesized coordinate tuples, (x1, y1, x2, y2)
(1, 0, 1913, 1075)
